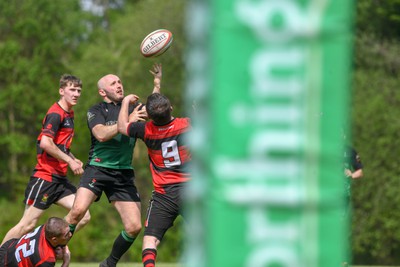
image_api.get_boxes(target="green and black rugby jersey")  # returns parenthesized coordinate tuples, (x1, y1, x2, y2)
(86, 101, 138, 169)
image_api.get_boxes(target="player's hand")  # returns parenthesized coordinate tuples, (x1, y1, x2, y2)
(344, 168, 352, 178)
(128, 104, 148, 122)
(55, 245, 71, 259)
(68, 158, 84, 175)
(63, 246, 71, 262)
(150, 63, 162, 92)
(57, 246, 71, 267)
(74, 158, 83, 168)
(55, 246, 63, 260)
(124, 94, 140, 104)
(150, 63, 162, 80)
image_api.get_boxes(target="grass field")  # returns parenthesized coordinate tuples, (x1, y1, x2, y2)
(70, 264, 180, 267)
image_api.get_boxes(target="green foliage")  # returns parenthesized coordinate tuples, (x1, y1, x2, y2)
(351, 33, 400, 265)
(356, 0, 400, 40)
(0, 0, 94, 196)
(327, 1, 400, 264)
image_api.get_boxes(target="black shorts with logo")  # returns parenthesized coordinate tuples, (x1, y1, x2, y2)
(144, 183, 186, 241)
(24, 177, 76, 210)
(79, 165, 140, 203)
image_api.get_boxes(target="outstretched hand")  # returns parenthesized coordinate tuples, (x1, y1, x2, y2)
(149, 63, 162, 80)
(150, 63, 162, 93)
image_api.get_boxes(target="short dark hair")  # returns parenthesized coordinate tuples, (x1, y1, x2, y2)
(59, 74, 82, 89)
(45, 217, 68, 239)
(146, 93, 172, 125)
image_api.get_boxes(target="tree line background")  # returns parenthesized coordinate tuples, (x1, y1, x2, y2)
(0, 0, 399, 265)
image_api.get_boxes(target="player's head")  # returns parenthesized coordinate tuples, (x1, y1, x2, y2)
(59, 74, 82, 89)
(97, 74, 124, 103)
(59, 74, 82, 107)
(45, 217, 72, 247)
(146, 93, 172, 125)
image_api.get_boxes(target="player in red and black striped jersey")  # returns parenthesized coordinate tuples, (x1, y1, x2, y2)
(118, 65, 191, 267)
(0, 217, 72, 267)
(1, 75, 90, 246)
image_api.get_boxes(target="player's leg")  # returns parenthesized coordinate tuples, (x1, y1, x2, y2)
(0, 205, 44, 245)
(100, 200, 141, 267)
(115, 200, 142, 236)
(99, 168, 141, 267)
(63, 188, 97, 233)
(142, 235, 160, 267)
(141, 190, 180, 267)
(1, 177, 54, 245)
(64, 166, 103, 233)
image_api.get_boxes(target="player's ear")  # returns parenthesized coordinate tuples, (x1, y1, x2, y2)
(98, 88, 106, 97)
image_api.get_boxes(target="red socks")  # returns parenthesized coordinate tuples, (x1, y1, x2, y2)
(142, 248, 157, 267)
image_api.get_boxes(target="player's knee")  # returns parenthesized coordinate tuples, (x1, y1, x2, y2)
(69, 206, 87, 222)
(126, 221, 142, 236)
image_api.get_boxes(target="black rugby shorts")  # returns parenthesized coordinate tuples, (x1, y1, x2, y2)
(79, 165, 140, 203)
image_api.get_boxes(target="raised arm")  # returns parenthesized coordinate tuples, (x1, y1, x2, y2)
(149, 63, 162, 94)
(117, 94, 144, 136)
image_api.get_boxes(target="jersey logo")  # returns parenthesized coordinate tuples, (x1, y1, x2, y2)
(89, 179, 97, 188)
(105, 120, 117, 126)
(41, 194, 49, 204)
(63, 119, 71, 127)
(87, 112, 96, 122)
(158, 125, 174, 131)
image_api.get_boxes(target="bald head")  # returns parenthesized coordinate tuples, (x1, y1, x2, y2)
(97, 74, 125, 103)
(97, 74, 117, 90)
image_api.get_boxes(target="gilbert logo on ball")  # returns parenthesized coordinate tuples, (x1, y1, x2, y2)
(140, 29, 173, 57)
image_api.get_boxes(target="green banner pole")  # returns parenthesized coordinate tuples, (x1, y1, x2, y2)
(184, 0, 354, 266)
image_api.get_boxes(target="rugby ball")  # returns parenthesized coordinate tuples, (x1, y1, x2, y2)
(140, 29, 173, 58)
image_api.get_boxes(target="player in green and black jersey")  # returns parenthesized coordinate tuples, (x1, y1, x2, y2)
(65, 64, 162, 267)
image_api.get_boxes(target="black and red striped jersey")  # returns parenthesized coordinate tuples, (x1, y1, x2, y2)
(1, 225, 56, 267)
(32, 102, 75, 182)
(127, 117, 191, 193)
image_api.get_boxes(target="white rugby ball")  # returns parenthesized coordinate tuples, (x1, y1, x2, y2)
(140, 29, 173, 57)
